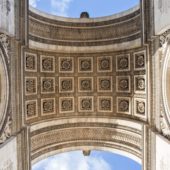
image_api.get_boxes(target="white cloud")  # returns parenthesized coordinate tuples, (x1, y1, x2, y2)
(32, 151, 112, 170)
(29, 0, 40, 8)
(50, 0, 72, 17)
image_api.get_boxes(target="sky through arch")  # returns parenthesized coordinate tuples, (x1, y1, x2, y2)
(32, 150, 141, 170)
(29, 0, 140, 18)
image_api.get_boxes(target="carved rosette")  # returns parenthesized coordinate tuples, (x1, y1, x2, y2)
(117, 97, 130, 115)
(59, 97, 74, 113)
(79, 97, 94, 112)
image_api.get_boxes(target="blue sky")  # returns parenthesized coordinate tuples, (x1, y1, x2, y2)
(29, 1, 141, 170)
(29, 0, 139, 18)
(32, 150, 141, 170)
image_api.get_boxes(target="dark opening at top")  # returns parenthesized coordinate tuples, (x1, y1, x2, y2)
(80, 12, 90, 18)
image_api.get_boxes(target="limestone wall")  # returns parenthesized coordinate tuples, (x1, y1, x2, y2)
(0, 137, 18, 170)
(0, 0, 15, 36)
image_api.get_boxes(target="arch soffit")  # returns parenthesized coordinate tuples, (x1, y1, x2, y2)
(30, 118, 143, 164)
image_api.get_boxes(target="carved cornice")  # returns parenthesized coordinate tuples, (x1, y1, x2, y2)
(160, 29, 170, 47)
(29, 9, 141, 47)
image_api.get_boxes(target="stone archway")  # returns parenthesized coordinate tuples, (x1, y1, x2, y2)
(0, 34, 10, 138)
(30, 118, 143, 165)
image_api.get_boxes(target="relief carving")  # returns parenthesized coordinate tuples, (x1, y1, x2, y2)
(41, 78, 55, 93)
(0, 115, 12, 144)
(41, 56, 55, 72)
(25, 52, 37, 71)
(134, 51, 146, 70)
(117, 76, 130, 92)
(60, 97, 74, 113)
(117, 98, 130, 113)
(59, 78, 74, 93)
(60, 58, 73, 72)
(42, 99, 55, 115)
(160, 29, 170, 46)
(116, 54, 130, 71)
(160, 106, 170, 139)
(134, 76, 146, 93)
(136, 101, 145, 115)
(98, 97, 112, 112)
(79, 58, 92, 72)
(98, 56, 112, 72)
(134, 99, 146, 119)
(98, 77, 112, 92)
(25, 77, 37, 95)
(79, 97, 93, 112)
(26, 100, 37, 118)
(0, 34, 9, 63)
(79, 78, 93, 92)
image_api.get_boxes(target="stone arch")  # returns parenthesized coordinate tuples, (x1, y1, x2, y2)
(30, 118, 143, 166)
(0, 34, 9, 133)
(161, 36, 170, 138)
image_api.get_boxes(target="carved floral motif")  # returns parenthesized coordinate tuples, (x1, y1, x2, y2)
(79, 58, 92, 72)
(60, 58, 73, 72)
(60, 97, 74, 113)
(79, 78, 93, 92)
(25, 52, 37, 71)
(79, 97, 93, 112)
(117, 76, 130, 92)
(25, 77, 37, 95)
(117, 98, 130, 113)
(59, 78, 74, 93)
(41, 56, 54, 72)
(26, 100, 37, 118)
(98, 97, 112, 112)
(98, 56, 112, 72)
(116, 54, 130, 71)
(41, 78, 55, 93)
(0, 115, 12, 144)
(98, 77, 112, 92)
(42, 99, 55, 115)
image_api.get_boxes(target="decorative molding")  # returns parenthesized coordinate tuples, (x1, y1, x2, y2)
(161, 40, 170, 139)
(160, 106, 170, 139)
(40, 55, 55, 73)
(0, 34, 10, 63)
(0, 115, 12, 144)
(160, 29, 170, 47)
(134, 98, 147, 120)
(133, 50, 146, 71)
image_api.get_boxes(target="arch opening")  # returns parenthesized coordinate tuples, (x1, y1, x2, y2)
(32, 150, 142, 170)
(29, 0, 140, 18)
